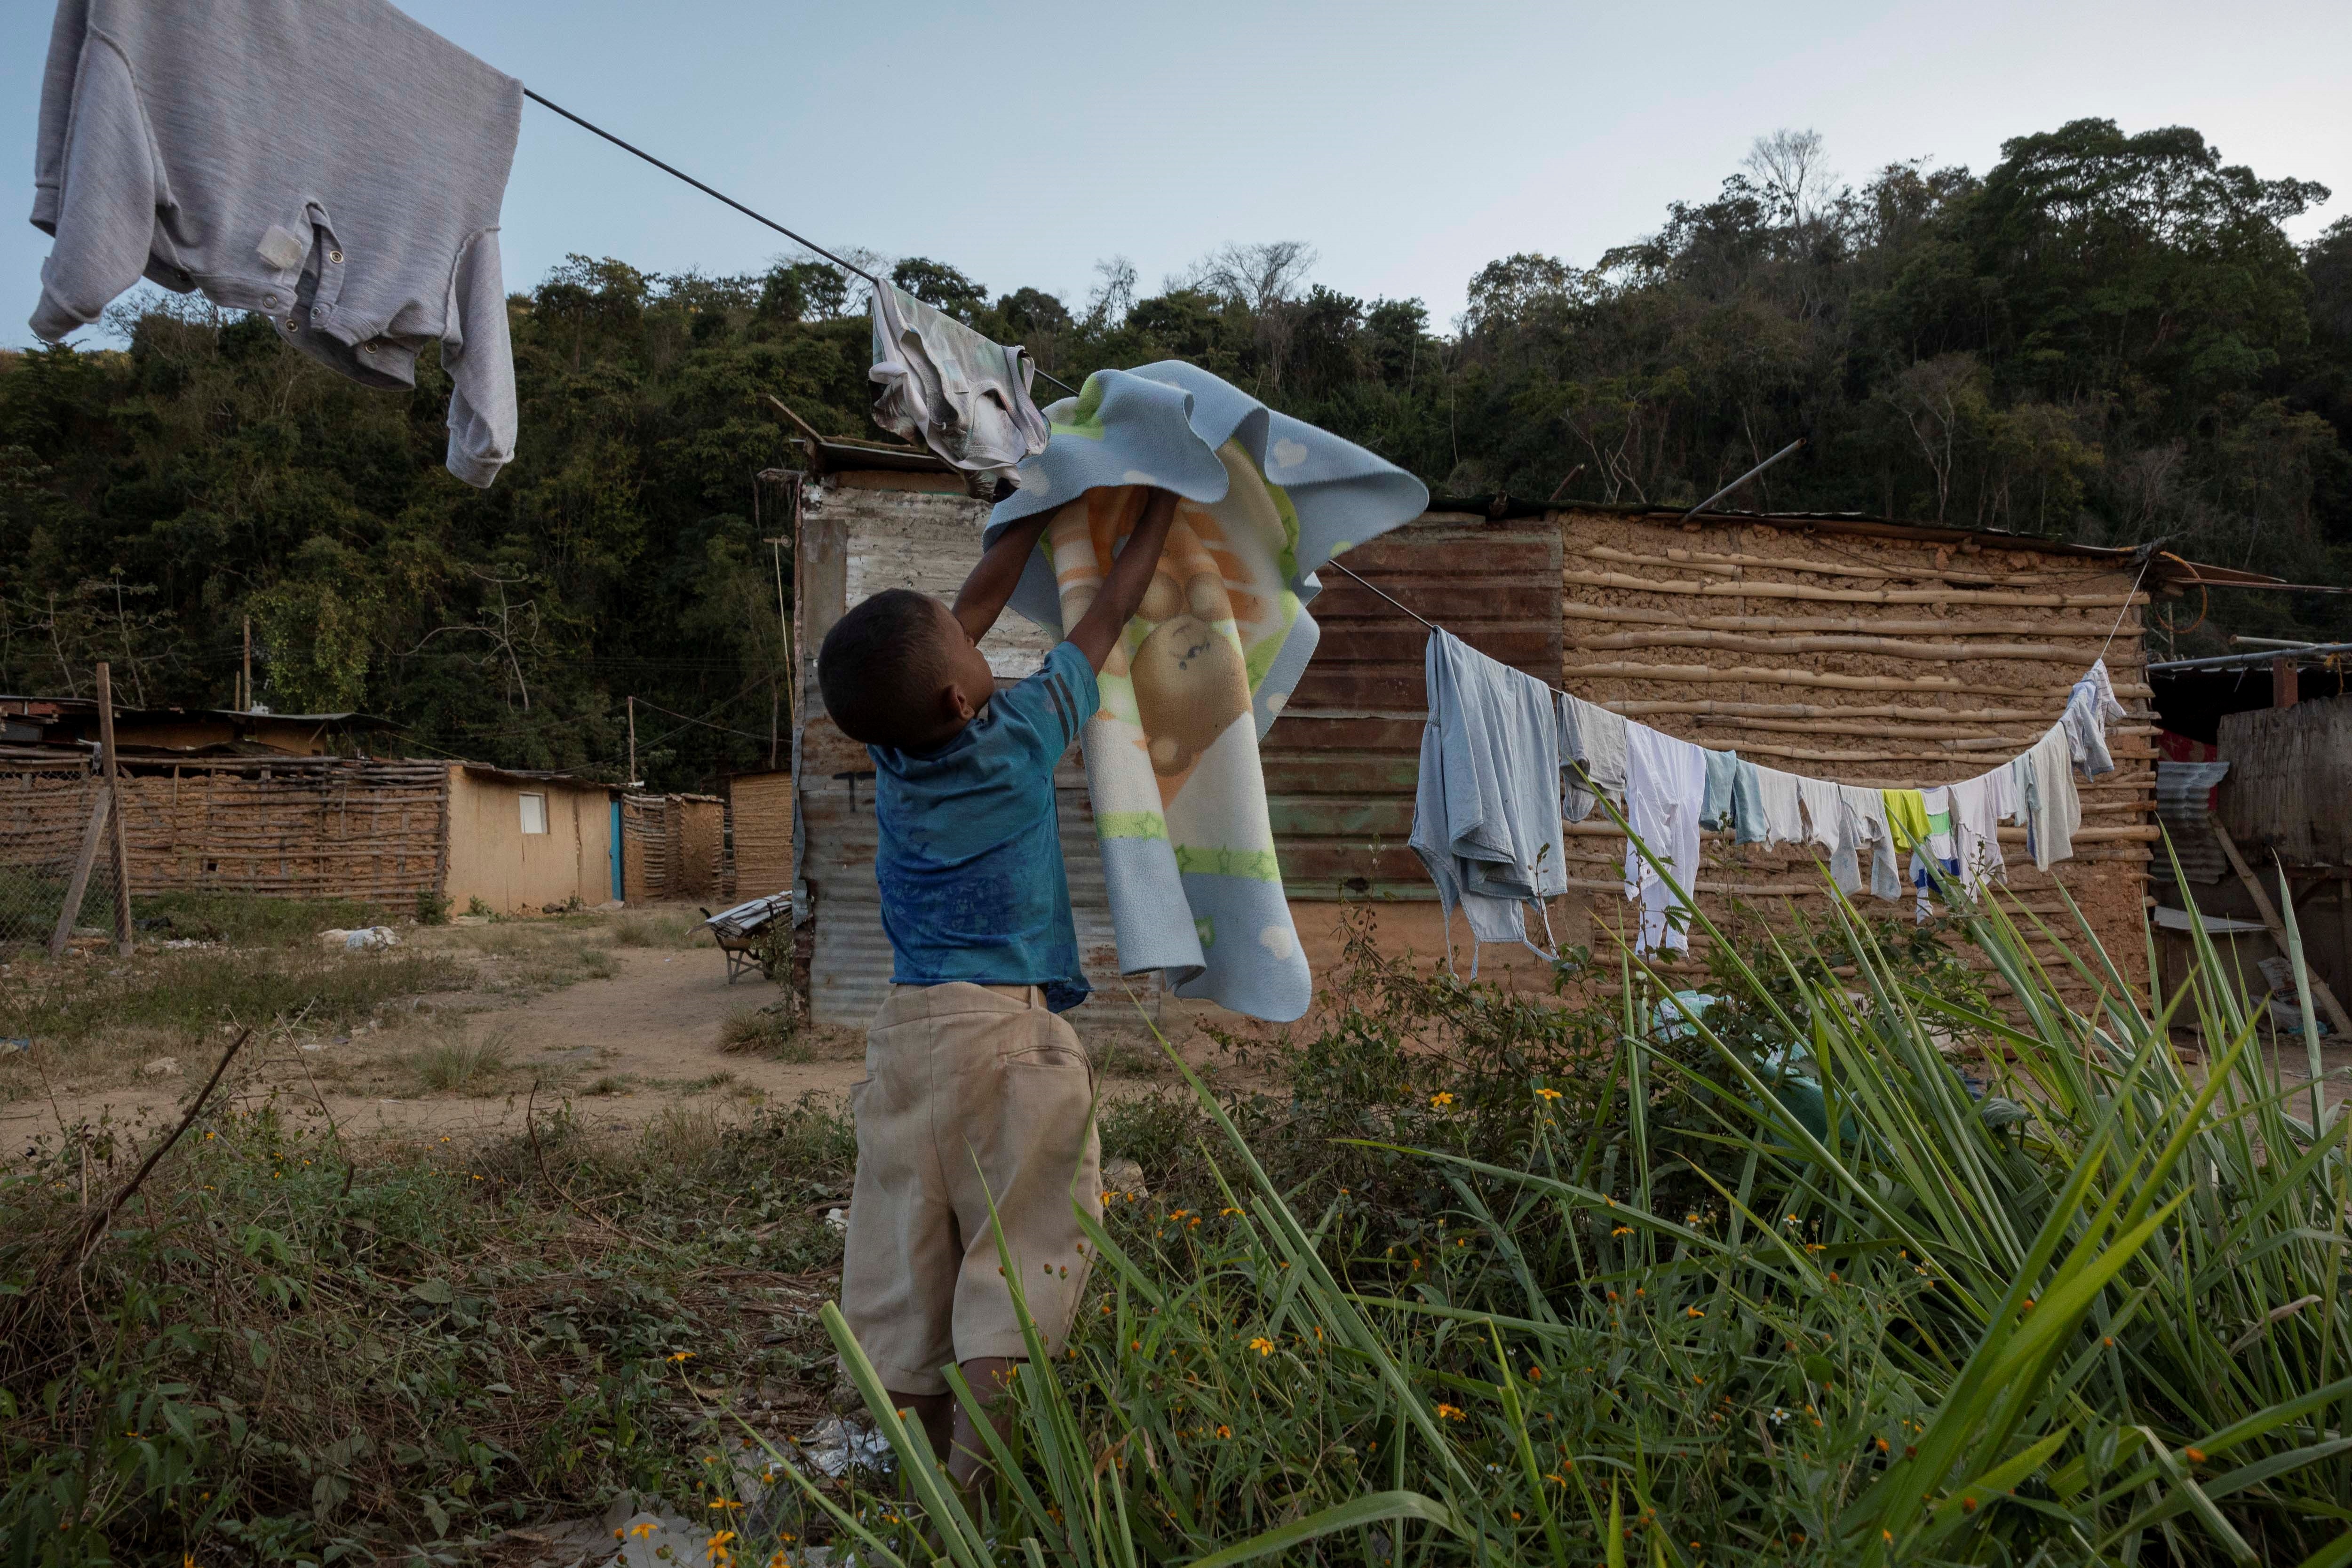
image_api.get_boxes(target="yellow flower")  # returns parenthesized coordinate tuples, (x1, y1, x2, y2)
(1216, 1424, 1232, 1439)
(1687, 1306, 1706, 1318)
(1436, 1403, 1467, 1421)
(1248, 1337, 1275, 1356)
(667, 1350, 697, 1363)
(1429, 1092, 1455, 1108)
(1535, 1087, 1563, 1101)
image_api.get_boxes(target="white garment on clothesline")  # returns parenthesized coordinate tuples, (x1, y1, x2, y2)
(1624, 724, 1708, 954)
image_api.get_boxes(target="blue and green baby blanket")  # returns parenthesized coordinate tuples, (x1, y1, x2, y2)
(985, 363, 1428, 1021)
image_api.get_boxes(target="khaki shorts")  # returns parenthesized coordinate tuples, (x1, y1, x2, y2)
(840, 982, 1102, 1396)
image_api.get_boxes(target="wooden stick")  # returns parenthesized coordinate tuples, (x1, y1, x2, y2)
(2210, 820, 2352, 1040)
(77, 1027, 252, 1268)
(1569, 629, 2124, 663)
(47, 788, 111, 959)
(95, 663, 133, 957)
(1561, 603, 2142, 641)
(1603, 697, 2067, 723)
(1563, 567, 2148, 609)
(1582, 542, 2106, 587)
(1563, 660, 2155, 700)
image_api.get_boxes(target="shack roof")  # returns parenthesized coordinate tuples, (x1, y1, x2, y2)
(757, 432, 2277, 594)
(455, 761, 621, 794)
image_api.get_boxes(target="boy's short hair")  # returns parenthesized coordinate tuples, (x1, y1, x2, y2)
(818, 588, 951, 748)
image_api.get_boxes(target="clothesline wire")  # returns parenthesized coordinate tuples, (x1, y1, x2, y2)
(521, 88, 1080, 400)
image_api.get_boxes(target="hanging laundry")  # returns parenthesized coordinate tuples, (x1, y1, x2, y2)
(1559, 695, 1598, 823)
(1791, 775, 1851, 890)
(1566, 696, 1629, 811)
(1841, 785, 1906, 901)
(1881, 788, 1932, 852)
(1410, 631, 1573, 971)
(1623, 725, 1708, 954)
(2021, 724, 2081, 870)
(1945, 770, 2007, 894)
(30, 0, 523, 486)
(1730, 759, 1766, 844)
(2061, 658, 2127, 778)
(984, 363, 1427, 1021)
(1748, 763, 1807, 849)
(870, 285, 1051, 487)
(1907, 785, 1960, 920)
(1699, 748, 1740, 830)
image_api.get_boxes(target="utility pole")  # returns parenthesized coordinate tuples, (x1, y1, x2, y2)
(95, 661, 133, 956)
(241, 616, 252, 711)
(627, 695, 638, 788)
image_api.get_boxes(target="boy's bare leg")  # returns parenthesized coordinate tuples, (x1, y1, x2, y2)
(890, 1389, 954, 1466)
(946, 1356, 1019, 1494)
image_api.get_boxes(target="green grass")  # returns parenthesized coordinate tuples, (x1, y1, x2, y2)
(719, 1006, 810, 1060)
(404, 1033, 515, 1095)
(0, 945, 470, 1050)
(4, 867, 2348, 1566)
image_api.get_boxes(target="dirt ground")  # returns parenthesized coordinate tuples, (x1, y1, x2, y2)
(0, 904, 1226, 1152)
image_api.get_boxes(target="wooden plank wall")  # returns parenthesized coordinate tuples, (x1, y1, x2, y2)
(4, 758, 448, 901)
(2218, 693, 2352, 866)
(1554, 509, 2156, 1002)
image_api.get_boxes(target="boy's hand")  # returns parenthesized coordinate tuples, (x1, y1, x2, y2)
(951, 512, 1054, 645)
(1066, 489, 1179, 673)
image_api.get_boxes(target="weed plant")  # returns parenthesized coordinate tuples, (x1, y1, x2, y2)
(4, 870, 2349, 1565)
(770, 882, 2352, 1567)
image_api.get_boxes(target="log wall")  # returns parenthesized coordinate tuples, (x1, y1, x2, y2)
(1553, 509, 2154, 1002)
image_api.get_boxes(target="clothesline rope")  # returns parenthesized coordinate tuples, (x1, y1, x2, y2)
(522, 88, 1080, 399)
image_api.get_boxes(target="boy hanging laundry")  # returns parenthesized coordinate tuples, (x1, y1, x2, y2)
(814, 486, 1179, 1488)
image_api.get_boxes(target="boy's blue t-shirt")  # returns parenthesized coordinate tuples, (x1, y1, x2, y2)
(870, 641, 1099, 1011)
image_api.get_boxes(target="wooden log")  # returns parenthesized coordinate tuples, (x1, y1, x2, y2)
(1562, 660, 2155, 700)
(1561, 602, 2142, 642)
(1568, 628, 2127, 663)
(1605, 698, 2069, 723)
(95, 663, 133, 956)
(1581, 542, 2111, 588)
(1654, 544, 2107, 587)
(46, 788, 112, 959)
(1680, 714, 2153, 743)
(2209, 820, 2352, 1039)
(1562, 568, 2148, 609)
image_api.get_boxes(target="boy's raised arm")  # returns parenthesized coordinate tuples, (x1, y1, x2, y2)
(950, 512, 1054, 645)
(1065, 489, 1178, 673)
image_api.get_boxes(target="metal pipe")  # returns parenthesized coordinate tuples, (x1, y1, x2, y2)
(2229, 636, 2318, 650)
(2147, 640, 2352, 673)
(1682, 438, 1805, 521)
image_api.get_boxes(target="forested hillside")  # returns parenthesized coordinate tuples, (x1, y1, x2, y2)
(4, 118, 2347, 790)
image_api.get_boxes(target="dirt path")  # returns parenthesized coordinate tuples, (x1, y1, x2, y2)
(8, 912, 1220, 1151)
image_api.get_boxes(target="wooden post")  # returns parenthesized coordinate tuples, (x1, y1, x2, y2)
(95, 662, 134, 956)
(627, 695, 638, 788)
(241, 616, 252, 711)
(2211, 819, 2352, 1040)
(2273, 655, 2298, 709)
(46, 789, 112, 959)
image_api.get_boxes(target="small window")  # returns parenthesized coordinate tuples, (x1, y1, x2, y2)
(518, 793, 548, 835)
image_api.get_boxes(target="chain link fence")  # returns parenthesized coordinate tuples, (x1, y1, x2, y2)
(1, 762, 122, 954)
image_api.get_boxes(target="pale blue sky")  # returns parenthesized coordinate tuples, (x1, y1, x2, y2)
(5, 0, 2348, 347)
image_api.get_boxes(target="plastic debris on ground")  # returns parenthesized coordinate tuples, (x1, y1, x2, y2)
(318, 925, 401, 951)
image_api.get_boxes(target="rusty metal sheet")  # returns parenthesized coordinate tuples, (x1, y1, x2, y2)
(794, 479, 1152, 1034)
(1263, 514, 1563, 899)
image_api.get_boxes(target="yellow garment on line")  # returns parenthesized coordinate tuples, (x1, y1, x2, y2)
(1881, 788, 1931, 852)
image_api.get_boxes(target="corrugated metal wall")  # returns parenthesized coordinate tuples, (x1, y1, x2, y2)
(794, 475, 1151, 1032)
